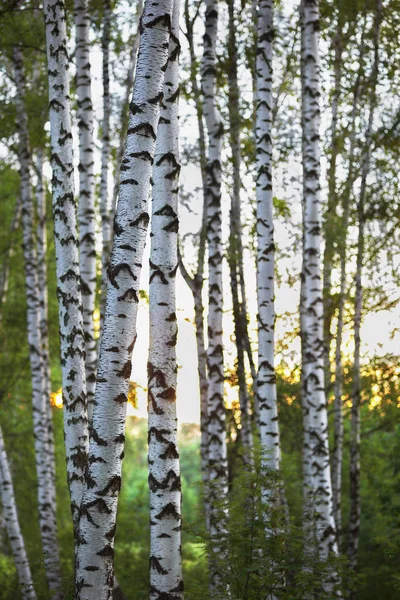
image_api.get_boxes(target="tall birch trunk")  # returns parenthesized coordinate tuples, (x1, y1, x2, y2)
(348, 1, 382, 587)
(202, 0, 229, 592)
(13, 46, 63, 598)
(255, 0, 282, 484)
(0, 424, 37, 600)
(148, 2, 183, 595)
(35, 151, 57, 496)
(99, 0, 112, 327)
(43, 0, 88, 532)
(74, 0, 97, 423)
(331, 24, 366, 547)
(112, 0, 143, 215)
(227, 0, 253, 459)
(180, 0, 210, 531)
(300, 0, 337, 561)
(76, 2, 173, 596)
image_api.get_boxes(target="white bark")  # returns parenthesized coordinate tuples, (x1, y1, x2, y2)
(74, 0, 97, 423)
(148, 2, 183, 596)
(255, 0, 281, 478)
(0, 424, 37, 600)
(99, 0, 112, 329)
(76, 1, 172, 597)
(44, 0, 88, 532)
(300, 0, 337, 560)
(201, 0, 228, 592)
(13, 46, 63, 598)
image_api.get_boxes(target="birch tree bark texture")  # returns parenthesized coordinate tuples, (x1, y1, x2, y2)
(44, 0, 88, 532)
(13, 45, 63, 599)
(99, 0, 113, 328)
(0, 424, 37, 600)
(148, 2, 183, 596)
(255, 0, 281, 484)
(300, 0, 337, 561)
(76, 1, 173, 597)
(202, 0, 229, 592)
(74, 0, 97, 423)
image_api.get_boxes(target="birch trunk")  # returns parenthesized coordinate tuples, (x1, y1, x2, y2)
(202, 0, 229, 592)
(43, 0, 88, 532)
(300, 0, 337, 560)
(0, 424, 37, 600)
(112, 0, 143, 215)
(331, 25, 366, 546)
(35, 151, 57, 495)
(227, 0, 253, 459)
(348, 1, 382, 586)
(13, 46, 63, 598)
(148, 3, 183, 595)
(181, 0, 210, 531)
(255, 0, 281, 484)
(99, 0, 112, 327)
(76, 2, 172, 596)
(74, 0, 97, 423)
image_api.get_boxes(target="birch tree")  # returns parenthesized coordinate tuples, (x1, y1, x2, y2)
(148, 2, 183, 595)
(76, 1, 173, 596)
(43, 0, 88, 532)
(0, 424, 37, 600)
(202, 0, 229, 591)
(300, 0, 337, 560)
(74, 0, 97, 422)
(348, 0, 382, 585)
(255, 0, 281, 482)
(13, 45, 63, 598)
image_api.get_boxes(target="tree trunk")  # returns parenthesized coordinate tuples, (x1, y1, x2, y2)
(300, 0, 337, 562)
(43, 0, 89, 533)
(148, 2, 183, 595)
(75, 1, 173, 597)
(99, 0, 112, 329)
(227, 0, 253, 460)
(13, 45, 63, 599)
(255, 0, 282, 484)
(348, 1, 382, 589)
(0, 424, 37, 600)
(112, 0, 143, 216)
(331, 22, 366, 548)
(74, 0, 97, 423)
(202, 0, 229, 593)
(0, 199, 21, 326)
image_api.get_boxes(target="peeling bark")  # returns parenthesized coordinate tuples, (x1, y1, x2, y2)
(76, 1, 173, 596)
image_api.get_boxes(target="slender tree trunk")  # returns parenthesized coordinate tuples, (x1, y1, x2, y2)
(99, 0, 112, 328)
(0, 199, 21, 326)
(0, 424, 37, 600)
(348, 2, 382, 589)
(300, 0, 337, 562)
(76, 2, 173, 597)
(227, 0, 253, 460)
(255, 0, 282, 485)
(181, 0, 210, 531)
(43, 0, 88, 534)
(322, 24, 343, 394)
(35, 151, 57, 500)
(202, 0, 229, 593)
(148, 3, 183, 595)
(74, 0, 97, 423)
(331, 24, 366, 548)
(112, 0, 143, 216)
(13, 45, 63, 599)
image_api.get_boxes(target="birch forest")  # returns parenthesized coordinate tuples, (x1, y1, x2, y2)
(1, 0, 400, 598)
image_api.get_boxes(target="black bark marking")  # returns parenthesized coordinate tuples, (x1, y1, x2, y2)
(107, 263, 137, 288)
(91, 429, 108, 446)
(129, 212, 150, 228)
(148, 427, 170, 443)
(159, 443, 179, 460)
(127, 123, 156, 140)
(158, 387, 176, 402)
(113, 393, 128, 404)
(116, 360, 132, 379)
(118, 288, 139, 303)
(150, 555, 168, 575)
(98, 476, 122, 496)
(154, 502, 181, 520)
